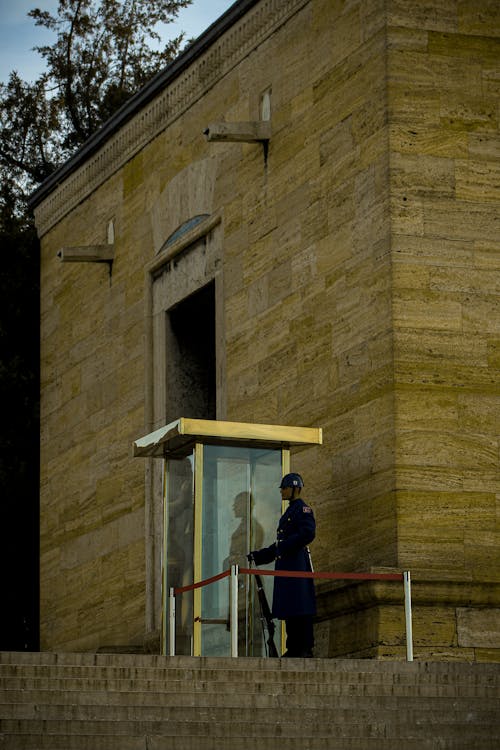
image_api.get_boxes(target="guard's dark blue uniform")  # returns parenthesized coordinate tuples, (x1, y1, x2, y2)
(251, 497, 316, 620)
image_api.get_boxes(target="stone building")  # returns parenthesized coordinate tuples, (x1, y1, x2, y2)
(30, 0, 500, 659)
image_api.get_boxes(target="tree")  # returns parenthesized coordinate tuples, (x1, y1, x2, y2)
(0, 0, 192, 210)
(0, 0, 192, 651)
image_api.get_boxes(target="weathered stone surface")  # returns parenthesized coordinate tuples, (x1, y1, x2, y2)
(457, 608, 500, 648)
(35, 0, 500, 658)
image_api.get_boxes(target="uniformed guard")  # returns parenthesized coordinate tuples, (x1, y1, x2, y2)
(248, 473, 316, 657)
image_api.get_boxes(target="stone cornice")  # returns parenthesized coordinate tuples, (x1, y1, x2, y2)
(33, 0, 309, 238)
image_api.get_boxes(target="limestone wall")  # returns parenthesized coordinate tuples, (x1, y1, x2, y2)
(39, 171, 146, 650)
(388, 1, 500, 658)
(37, 0, 499, 657)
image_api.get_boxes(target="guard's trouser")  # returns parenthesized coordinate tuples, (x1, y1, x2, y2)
(284, 615, 314, 656)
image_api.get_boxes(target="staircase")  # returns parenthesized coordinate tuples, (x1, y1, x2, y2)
(1, 652, 499, 749)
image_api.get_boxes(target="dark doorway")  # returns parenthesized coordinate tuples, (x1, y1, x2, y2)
(166, 281, 216, 421)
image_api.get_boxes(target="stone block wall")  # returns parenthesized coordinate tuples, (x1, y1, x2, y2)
(37, 0, 499, 657)
(317, 0, 500, 661)
(222, 0, 396, 579)
(39, 171, 147, 650)
(389, 0, 500, 575)
(388, 1, 500, 657)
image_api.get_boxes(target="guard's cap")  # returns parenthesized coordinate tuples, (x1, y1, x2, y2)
(279, 472, 304, 489)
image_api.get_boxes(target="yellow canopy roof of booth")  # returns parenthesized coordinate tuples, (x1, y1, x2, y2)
(133, 418, 322, 458)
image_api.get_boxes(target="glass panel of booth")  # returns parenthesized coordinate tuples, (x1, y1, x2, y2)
(200, 444, 282, 656)
(162, 447, 195, 656)
(162, 443, 286, 657)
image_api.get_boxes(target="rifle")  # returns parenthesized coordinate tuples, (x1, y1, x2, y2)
(253, 569, 279, 658)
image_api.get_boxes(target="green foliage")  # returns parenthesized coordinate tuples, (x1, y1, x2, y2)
(0, 73, 60, 214)
(29, 0, 191, 146)
(0, 0, 192, 205)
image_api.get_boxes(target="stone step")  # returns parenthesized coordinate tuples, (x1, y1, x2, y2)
(0, 674, 497, 703)
(1, 714, 498, 739)
(1, 660, 498, 685)
(2, 682, 498, 704)
(1, 656, 498, 697)
(3, 698, 499, 722)
(1, 666, 498, 692)
(0, 682, 497, 702)
(2, 651, 499, 677)
(0, 735, 487, 750)
(0, 653, 498, 750)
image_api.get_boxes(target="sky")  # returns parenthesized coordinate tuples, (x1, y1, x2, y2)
(0, 0, 236, 83)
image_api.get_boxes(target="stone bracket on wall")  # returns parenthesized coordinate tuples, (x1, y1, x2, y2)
(57, 244, 114, 282)
(56, 220, 115, 279)
(203, 121, 271, 143)
(204, 121, 271, 163)
(57, 245, 115, 263)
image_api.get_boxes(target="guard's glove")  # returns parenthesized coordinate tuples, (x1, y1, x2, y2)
(246, 552, 254, 563)
(249, 544, 277, 566)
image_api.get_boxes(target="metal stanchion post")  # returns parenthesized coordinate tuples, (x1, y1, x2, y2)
(403, 571, 413, 662)
(168, 587, 176, 657)
(230, 565, 239, 657)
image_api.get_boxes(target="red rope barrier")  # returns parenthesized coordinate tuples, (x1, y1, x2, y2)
(240, 568, 403, 581)
(174, 568, 231, 595)
(173, 567, 403, 594)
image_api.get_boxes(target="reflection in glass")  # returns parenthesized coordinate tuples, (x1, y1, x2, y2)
(164, 444, 283, 656)
(165, 453, 194, 655)
(201, 445, 281, 656)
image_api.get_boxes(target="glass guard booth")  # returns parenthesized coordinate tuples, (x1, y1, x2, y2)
(134, 418, 322, 657)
